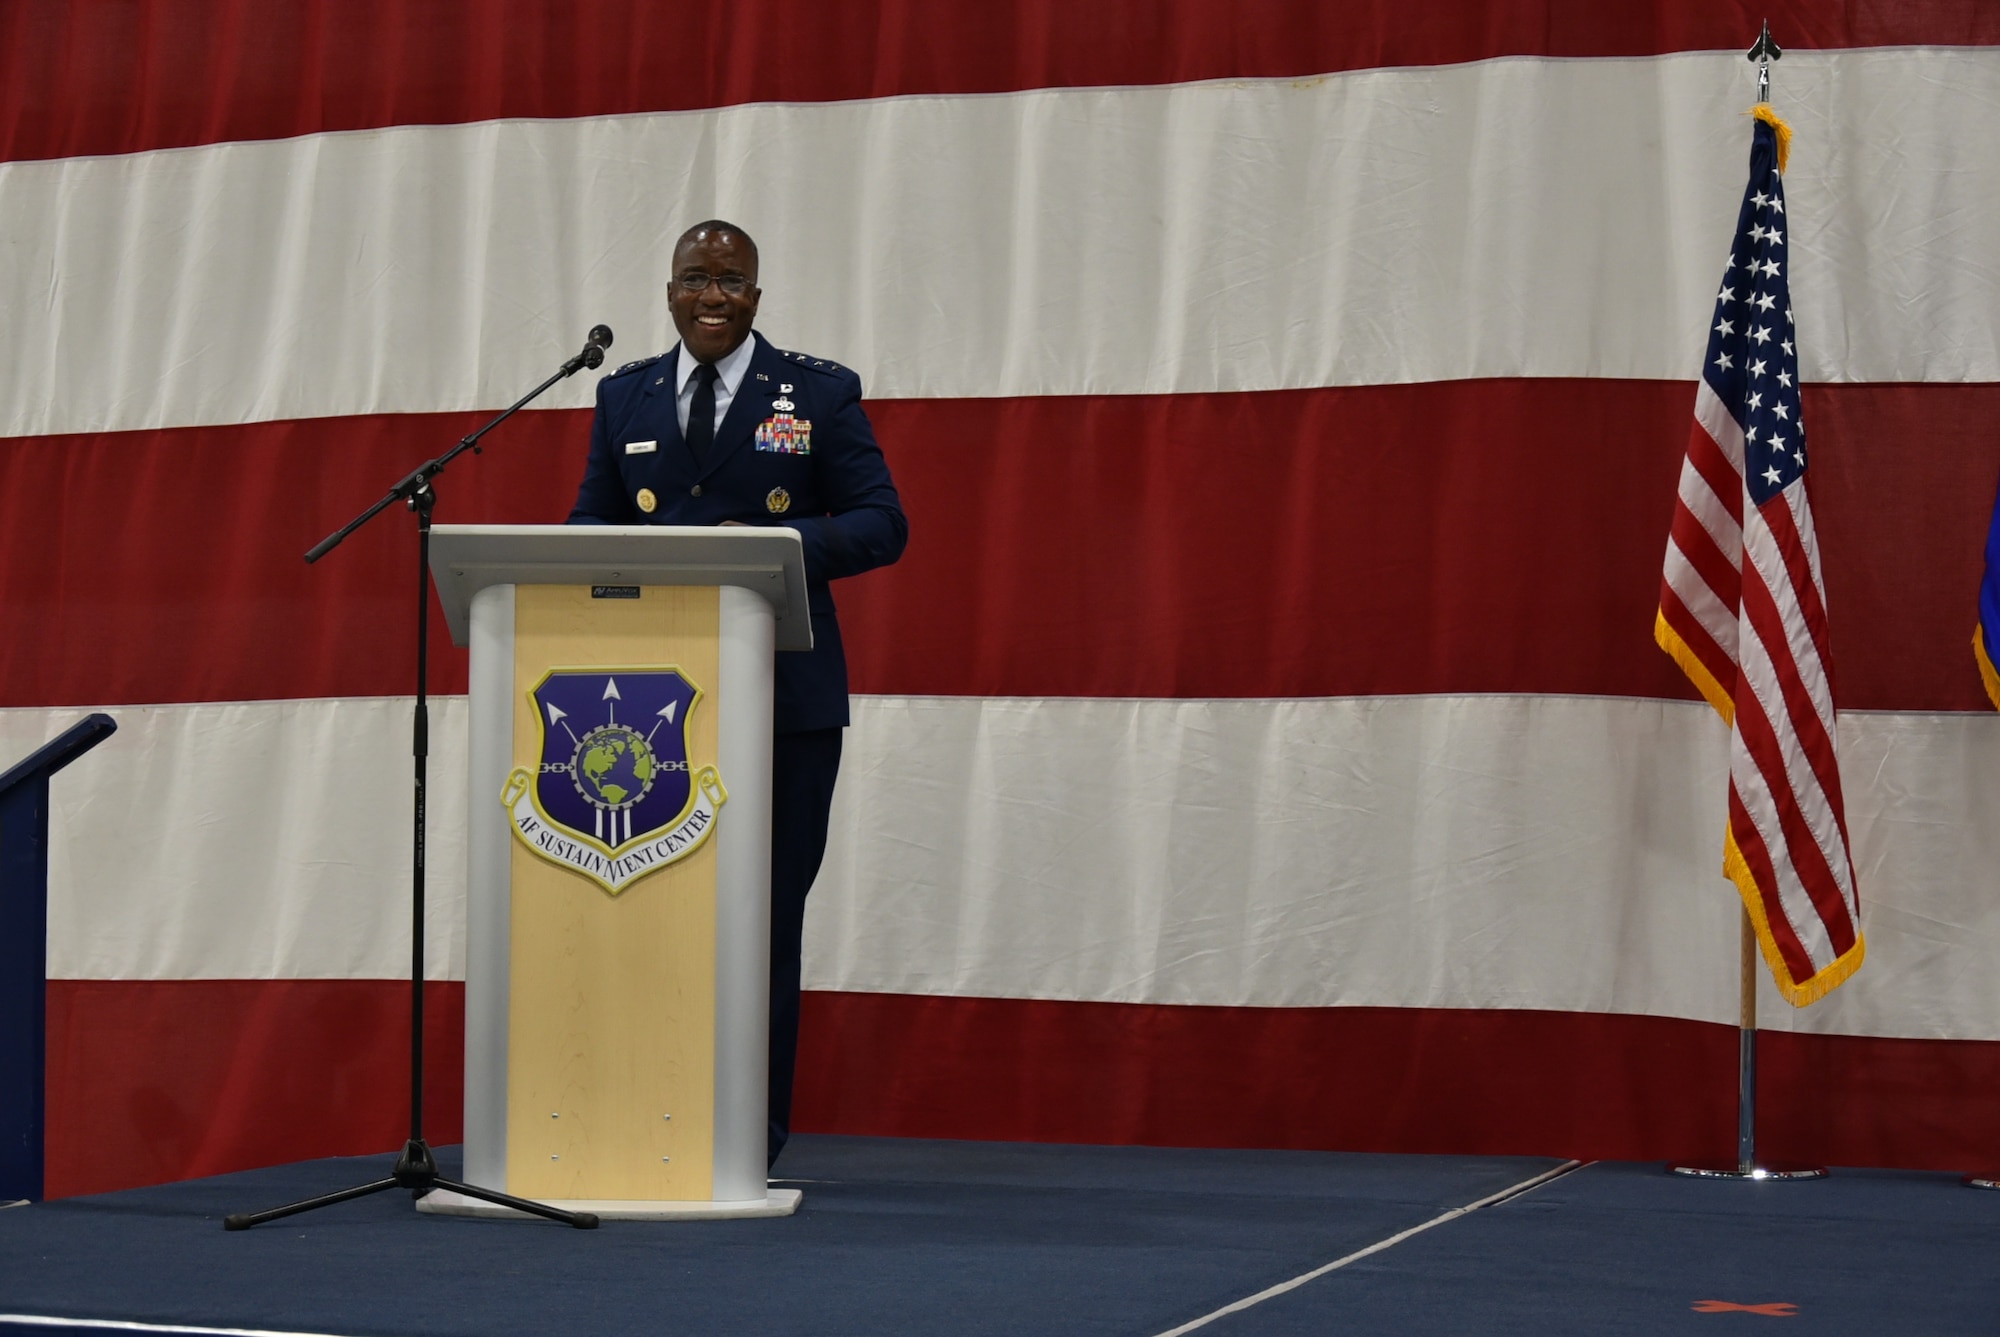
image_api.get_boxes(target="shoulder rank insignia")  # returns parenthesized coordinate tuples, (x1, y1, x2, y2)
(611, 353, 666, 377)
(755, 413, 812, 455)
(780, 349, 845, 375)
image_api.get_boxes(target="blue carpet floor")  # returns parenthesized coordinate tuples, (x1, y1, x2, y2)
(3, 1142, 1993, 1335)
(0, 1136, 1558, 1336)
(1212, 1160, 2000, 1336)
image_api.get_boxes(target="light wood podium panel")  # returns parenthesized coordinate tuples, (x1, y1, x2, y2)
(505, 584, 719, 1202)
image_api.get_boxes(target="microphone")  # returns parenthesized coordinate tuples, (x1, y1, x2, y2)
(563, 324, 615, 375)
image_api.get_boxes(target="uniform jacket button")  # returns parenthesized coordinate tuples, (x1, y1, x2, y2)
(691, 485, 703, 497)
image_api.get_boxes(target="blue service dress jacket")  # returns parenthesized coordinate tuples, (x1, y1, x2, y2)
(567, 332, 908, 734)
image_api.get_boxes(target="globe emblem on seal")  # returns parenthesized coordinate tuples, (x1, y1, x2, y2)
(504, 668, 728, 895)
(571, 722, 658, 813)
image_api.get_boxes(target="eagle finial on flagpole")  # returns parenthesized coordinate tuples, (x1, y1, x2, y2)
(1747, 21, 1783, 104)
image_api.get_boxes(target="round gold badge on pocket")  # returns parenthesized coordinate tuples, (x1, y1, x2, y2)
(636, 487, 657, 514)
(765, 487, 791, 514)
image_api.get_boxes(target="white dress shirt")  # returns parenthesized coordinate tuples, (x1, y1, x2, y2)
(673, 334, 757, 439)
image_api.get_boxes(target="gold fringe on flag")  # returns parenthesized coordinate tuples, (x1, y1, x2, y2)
(1749, 103, 1792, 173)
(1724, 826, 1865, 1007)
(1975, 626, 2000, 710)
(1654, 609, 1735, 725)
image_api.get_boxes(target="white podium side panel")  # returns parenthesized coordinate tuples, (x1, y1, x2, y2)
(464, 582, 516, 1189)
(712, 585, 776, 1202)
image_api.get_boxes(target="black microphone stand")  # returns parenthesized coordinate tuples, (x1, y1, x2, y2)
(225, 331, 615, 1232)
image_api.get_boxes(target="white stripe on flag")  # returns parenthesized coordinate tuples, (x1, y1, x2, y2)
(3, 50, 2000, 437)
(9, 696, 1997, 1037)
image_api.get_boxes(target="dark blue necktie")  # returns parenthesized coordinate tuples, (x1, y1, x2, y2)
(687, 362, 719, 463)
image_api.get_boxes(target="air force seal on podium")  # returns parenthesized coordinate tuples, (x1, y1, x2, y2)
(501, 668, 727, 895)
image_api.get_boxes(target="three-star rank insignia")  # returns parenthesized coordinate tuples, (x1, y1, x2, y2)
(766, 486, 791, 514)
(636, 487, 657, 513)
(501, 669, 728, 895)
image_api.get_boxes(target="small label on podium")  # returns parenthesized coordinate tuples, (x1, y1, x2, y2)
(591, 585, 641, 599)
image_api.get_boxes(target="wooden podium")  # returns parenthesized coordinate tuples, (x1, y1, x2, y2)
(420, 524, 810, 1220)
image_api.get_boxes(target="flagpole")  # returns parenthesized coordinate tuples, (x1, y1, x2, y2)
(1669, 903, 1822, 1180)
(1736, 908, 1757, 1174)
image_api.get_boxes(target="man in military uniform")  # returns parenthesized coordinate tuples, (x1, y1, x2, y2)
(569, 220, 907, 1167)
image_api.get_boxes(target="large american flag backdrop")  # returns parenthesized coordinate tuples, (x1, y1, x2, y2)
(3, 3, 1998, 1196)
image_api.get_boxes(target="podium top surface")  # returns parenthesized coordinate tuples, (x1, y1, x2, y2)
(429, 525, 812, 651)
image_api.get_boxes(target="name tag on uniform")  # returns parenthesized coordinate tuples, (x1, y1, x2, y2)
(624, 440, 657, 455)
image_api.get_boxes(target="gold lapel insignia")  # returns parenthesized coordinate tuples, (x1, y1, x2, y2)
(636, 487, 657, 514)
(765, 487, 791, 515)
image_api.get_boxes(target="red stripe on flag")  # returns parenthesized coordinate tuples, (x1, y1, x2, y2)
(795, 991, 2000, 1173)
(45, 979, 463, 1199)
(1, 382, 1995, 708)
(1725, 785, 1819, 983)
(1658, 582, 1738, 694)
(1809, 383, 2000, 711)
(44, 981, 2000, 1195)
(0, 409, 586, 708)
(8, 1, 1999, 162)
(856, 382, 1993, 708)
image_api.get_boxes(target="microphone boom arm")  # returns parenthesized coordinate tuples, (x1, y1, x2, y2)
(305, 330, 609, 564)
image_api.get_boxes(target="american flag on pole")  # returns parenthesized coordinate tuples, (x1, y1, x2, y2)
(1655, 107, 1864, 1006)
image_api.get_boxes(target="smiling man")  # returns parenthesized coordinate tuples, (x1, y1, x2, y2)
(569, 219, 908, 1168)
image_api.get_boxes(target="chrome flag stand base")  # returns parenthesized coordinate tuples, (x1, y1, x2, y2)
(1671, 1163, 1826, 1181)
(1668, 909, 1826, 1184)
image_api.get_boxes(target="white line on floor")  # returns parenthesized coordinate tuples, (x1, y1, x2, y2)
(0, 1317, 354, 1337)
(1150, 1159, 1590, 1336)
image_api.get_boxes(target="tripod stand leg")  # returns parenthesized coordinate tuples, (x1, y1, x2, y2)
(222, 1176, 402, 1231)
(434, 1177, 600, 1229)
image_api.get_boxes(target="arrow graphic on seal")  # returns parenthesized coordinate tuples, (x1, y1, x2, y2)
(545, 703, 580, 746)
(645, 701, 679, 745)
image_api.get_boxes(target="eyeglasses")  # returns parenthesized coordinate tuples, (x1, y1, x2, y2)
(675, 271, 752, 296)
